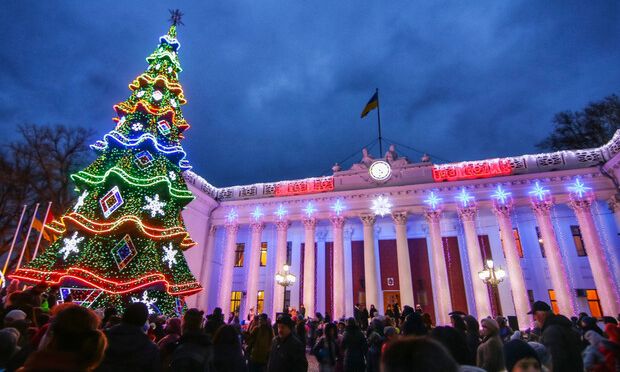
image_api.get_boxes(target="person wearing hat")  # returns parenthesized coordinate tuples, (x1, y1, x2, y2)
(247, 313, 273, 371)
(503, 339, 541, 372)
(267, 314, 307, 372)
(528, 300, 582, 372)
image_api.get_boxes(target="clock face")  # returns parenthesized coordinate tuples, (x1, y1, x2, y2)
(369, 161, 392, 181)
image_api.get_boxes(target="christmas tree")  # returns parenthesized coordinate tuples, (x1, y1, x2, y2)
(10, 13, 202, 315)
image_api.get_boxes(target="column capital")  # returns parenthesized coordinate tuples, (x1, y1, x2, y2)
(530, 199, 554, 217)
(568, 194, 593, 213)
(423, 209, 442, 224)
(275, 220, 290, 231)
(608, 194, 620, 213)
(225, 222, 239, 234)
(457, 206, 477, 222)
(391, 211, 408, 225)
(330, 215, 345, 228)
(491, 200, 513, 218)
(303, 217, 317, 229)
(250, 222, 265, 233)
(360, 214, 376, 226)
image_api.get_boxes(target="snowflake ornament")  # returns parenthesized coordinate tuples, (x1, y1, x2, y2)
(131, 291, 158, 314)
(167, 67, 173, 73)
(73, 190, 89, 212)
(155, 63, 161, 69)
(371, 196, 392, 217)
(162, 243, 178, 269)
(131, 122, 143, 131)
(142, 194, 167, 217)
(59, 232, 85, 260)
(168, 171, 177, 180)
(170, 99, 177, 108)
(136, 90, 145, 98)
(152, 90, 163, 101)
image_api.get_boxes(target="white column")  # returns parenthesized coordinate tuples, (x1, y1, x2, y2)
(272, 220, 290, 319)
(218, 222, 239, 313)
(360, 214, 380, 311)
(531, 198, 577, 316)
(457, 206, 493, 319)
(569, 195, 620, 315)
(391, 211, 414, 309)
(196, 225, 217, 312)
(344, 226, 355, 318)
(331, 215, 346, 320)
(302, 217, 317, 319)
(423, 209, 452, 326)
(243, 222, 264, 318)
(492, 201, 530, 330)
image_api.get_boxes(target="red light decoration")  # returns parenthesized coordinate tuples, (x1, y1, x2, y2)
(274, 177, 335, 196)
(432, 159, 512, 182)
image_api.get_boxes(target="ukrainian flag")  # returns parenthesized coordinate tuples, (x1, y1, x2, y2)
(360, 91, 379, 118)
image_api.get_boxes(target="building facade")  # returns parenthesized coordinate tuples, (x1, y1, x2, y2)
(180, 133, 620, 329)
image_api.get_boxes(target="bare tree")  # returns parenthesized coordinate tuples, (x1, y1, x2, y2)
(537, 94, 620, 151)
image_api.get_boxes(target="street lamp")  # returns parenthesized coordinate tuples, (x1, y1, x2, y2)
(275, 264, 296, 313)
(478, 259, 506, 286)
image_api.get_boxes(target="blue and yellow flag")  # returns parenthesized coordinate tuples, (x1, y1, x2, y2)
(360, 91, 379, 118)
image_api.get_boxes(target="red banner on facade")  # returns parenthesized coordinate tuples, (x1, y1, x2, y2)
(274, 177, 335, 196)
(432, 159, 512, 182)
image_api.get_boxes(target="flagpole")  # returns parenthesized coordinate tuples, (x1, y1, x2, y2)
(3, 205, 27, 275)
(376, 88, 383, 157)
(32, 201, 52, 260)
(15, 203, 39, 271)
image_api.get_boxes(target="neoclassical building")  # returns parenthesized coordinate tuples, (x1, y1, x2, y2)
(180, 133, 620, 329)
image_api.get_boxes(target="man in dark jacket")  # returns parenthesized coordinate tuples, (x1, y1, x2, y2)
(529, 300, 583, 372)
(267, 315, 308, 372)
(97, 302, 160, 372)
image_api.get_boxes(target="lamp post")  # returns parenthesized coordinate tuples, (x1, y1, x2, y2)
(478, 259, 506, 286)
(275, 264, 296, 314)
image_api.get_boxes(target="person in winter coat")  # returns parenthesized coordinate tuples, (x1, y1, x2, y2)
(582, 330, 620, 372)
(246, 313, 273, 372)
(530, 301, 583, 372)
(97, 302, 160, 372)
(503, 339, 541, 372)
(312, 322, 340, 372)
(463, 315, 481, 366)
(476, 318, 505, 372)
(366, 318, 384, 372)
(169, 308, 213, 372)
(213, 325, 247, 372)
(267, 315, 307, 372)
(341, 318, 367, 372)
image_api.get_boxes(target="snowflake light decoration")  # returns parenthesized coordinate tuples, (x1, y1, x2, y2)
(170, 98, 177, 108)
(142, 194, 166, 217)
(168, 171, 177, 180)
(167, 67, 173, 73)
(162, 243, 178, 269)
(331, 199, 346, 216)
(131, 291, 158, 314)
(251, 206, 264, 221)
(424, 191, 442, 210)
(73, 190, 89, 212)
(136, 90, 145, 98)
(59, 232, 85, 260)
(455, 188, 474, 207)
(371, 195, 392, 217)
(568, 178, 591, 199)
(303, 202, 317, 217)
(491, 185, 511, 205)
(226, 208, 238, 223)
(152, 90, 163, 101)
(131, 122, 143, 131)
(274, 204, 288, 220)
(529, 181, 550, 201)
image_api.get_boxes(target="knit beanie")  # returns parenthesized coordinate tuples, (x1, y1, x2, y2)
(504, 339, 540, 372)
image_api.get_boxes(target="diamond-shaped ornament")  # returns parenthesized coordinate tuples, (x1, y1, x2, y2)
(111, 234, 138, 270)
(134, 150, 154, 169)
(157, 120, 171, 135)
(100, 186, 124, 218)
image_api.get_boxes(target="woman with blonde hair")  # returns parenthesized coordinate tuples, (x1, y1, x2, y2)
(476, 318, 505, 372)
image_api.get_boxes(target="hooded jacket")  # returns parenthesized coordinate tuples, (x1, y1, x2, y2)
(97, 323, 160, 372)
(541, 313, 583, 372)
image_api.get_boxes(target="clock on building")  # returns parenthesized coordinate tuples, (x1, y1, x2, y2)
(369, 160, 392, 181)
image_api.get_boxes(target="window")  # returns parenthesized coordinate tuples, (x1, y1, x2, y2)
(548, 290, 559, 314)
(571, 226, 587, 256)
(535, 227, 546, 257)
(586, 289, 602, 317)
(234, 243, 245, 267)
(260, 242, 268, 267)
(286, 241, 292, 266)
(513, 228, 524, 258)
(257, 290, 265, 314)
(527, 289, 535, 309)
(230, 291, 242, 315)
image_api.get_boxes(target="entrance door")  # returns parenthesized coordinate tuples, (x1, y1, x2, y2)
(383, 291, 401, 314)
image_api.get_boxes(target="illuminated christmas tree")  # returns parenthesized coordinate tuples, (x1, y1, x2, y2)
(10, 13, 202, 315)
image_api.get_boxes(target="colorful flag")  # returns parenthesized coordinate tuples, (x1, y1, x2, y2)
(360, 91, 379, 118)
(32, 210, 56, 242)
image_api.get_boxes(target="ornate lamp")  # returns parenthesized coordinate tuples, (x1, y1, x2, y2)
(478, 260, 506, 286)
(275, 264, 296, 313)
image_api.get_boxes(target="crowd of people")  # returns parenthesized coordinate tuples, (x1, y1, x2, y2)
(0, 281, 618, 371)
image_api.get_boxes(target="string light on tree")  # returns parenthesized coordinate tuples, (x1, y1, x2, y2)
(331, 199, 346, 216)
(529, 181, 550, 201)
(568, 178, 591, 199)
(59, 232, 85, 260)
(251, 206, 264, 221)
(131, 291, 158, 314)
(73, 190, 89, 212)
(455, 188, 474, 207)
(371, 195, 392, 217)
(142, 194, 167, 217)
(131, 122, 143, 131)
(162, 243, 178, 268)
(424, 191, 443, 210)
(274, 204, 288, 220)
(303, 202, 317, 217)
(491, 185, 512, 205)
